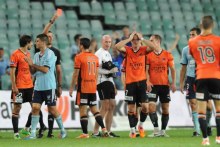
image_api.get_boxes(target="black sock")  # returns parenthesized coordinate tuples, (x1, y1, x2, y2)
(48, 113, 54, 134)
(216, 116, 220, 136)
(25, 112, 32, 128)
(39, 111, 45, 128)
(134, 114, 138, 127)
(128, 112, 136, 128)
(12, 114, 19, 133)
(94, 112, 105, 129)
(161, 114, 169, 130)
(199, 117, 208, 138)
(149, 112, 159, 127)
(140, 111, 148, 122)
(80, 116, 88, 134)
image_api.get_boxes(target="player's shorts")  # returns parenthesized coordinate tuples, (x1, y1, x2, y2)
(11, 88, 33, 104)
(76, 91, 97, 106)
(97, 81, 115, 100)
(148, 85, 170, 103)
(32, 89, 57, 106)
(125, 80, 148, 105)
(195, 79, 220, 101)
(185, 76, 196, 99)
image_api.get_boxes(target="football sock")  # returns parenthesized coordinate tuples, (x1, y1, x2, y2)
(48, 113, 54, 134)
(198, 115, 207, 138)
(12, 113, 19, 133)
(192, 111, 200, 133)
(161, 114, 169, 130)
(39, 110, 45, 128)
(128, 111, 136, 128)
(31, 115, 40, 137)
(80, 116, 88, 134)
(216, 113, 220, 136)
(94, 112, 105, 129)
(55, 115, 65, 132)
(149, 112, 159, 128)
(134, 113, 138, 127)
(206, 109, 212, 127)
(25, 112, 32, 128)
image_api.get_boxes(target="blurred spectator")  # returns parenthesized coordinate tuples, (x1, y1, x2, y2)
(71, 34, 82, 61)
(113, 25, 132, 47)
(0, 47, 10, 89)
(90, 38, 98, 54)
(112, 48, 124, 90)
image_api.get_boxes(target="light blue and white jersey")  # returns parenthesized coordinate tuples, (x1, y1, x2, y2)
(34, 48, 57, 90)
(180, 46, 195, 78)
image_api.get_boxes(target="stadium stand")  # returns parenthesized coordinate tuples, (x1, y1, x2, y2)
(1, 0, 220, 89)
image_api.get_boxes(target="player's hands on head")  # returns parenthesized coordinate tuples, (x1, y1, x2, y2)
(136, 32, 143, 40)
(129, 32, 136, 41)
(24, 57, 33, 66)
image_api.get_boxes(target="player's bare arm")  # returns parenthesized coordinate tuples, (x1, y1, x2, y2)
(10, 67, 19, 95)
(114, 31, 136, 52)
(179, 65, 187, 94)
(146, 65, 153, 92)
(69, 68, 80, 97)
(170, 66, 177, 93)
(56, 64, 62, 97)
(167, 34, 180, 52)
(24, 57, 49, 73)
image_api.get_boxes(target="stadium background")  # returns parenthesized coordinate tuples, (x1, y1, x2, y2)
(1, 0, 220, 90)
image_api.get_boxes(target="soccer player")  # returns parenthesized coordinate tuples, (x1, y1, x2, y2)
(189, 15, 220, 145)
(24, 34, 66, 139)
(115, 32, 157, 138)
(69, 38, 108, 138)
(147, 34, 176, 137)
(10, 35, 33, 139)
(92, 35, 119, 138)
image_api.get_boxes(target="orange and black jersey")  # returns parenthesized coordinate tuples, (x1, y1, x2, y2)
(189, 34, 220, 80)
(10, 49, 33, 89)
(74, 52, 99, 93)
(147, 50, 174, 85)
(123, 46, 148, 84)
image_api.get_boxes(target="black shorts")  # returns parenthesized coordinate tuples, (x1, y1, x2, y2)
(195, 79, 220, 101)
(76, 91, 97, 106)
(32, 89, 57, 106)
(11, 88, 33, 104)
(148, 85, 170, 103)
(97, 81, 115, 100)
(185, 76, 196, 99)
(125, 80, 148, 105)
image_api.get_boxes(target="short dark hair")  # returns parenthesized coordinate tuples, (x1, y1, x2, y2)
(36, 34, 49, 45)
(201, 15, 214, 29)
(190, 27, 201, 35)
(80, 38, 90, 49)
(0, 47, 3, 50)
(74, 34, 82, 42)
(151, 34, 162, 44)
(19, 35, 32, 47)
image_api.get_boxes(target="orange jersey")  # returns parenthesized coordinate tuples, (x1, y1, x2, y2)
(189, 34, 220, 79)
(124, 46, 147, 84)
(147, 50, 174, 85)
(10, 49, 33, 89)
(74, 52, 99, 93)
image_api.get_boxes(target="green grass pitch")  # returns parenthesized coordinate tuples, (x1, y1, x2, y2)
(0, 128, 219, 147)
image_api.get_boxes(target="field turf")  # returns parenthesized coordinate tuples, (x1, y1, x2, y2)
(0, 128, 219, 147)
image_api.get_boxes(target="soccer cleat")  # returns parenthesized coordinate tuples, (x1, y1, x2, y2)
(129, 132, 136, 138)
(59, 130, 67, 139)
(216, 136, 220, 144)
(192, 131, 200, 137)
(20, 128, 30, 136)
(207, 127, 212, 136)
(76, 134, 89, 139)
(138, 126, 146, 138)
(23, 135, 36, 140)
(14, 134, 21, 140)
(148, 132, 161, 137)
(160, 130, 170, 137)
(201, 138, 210, 146)
(101, 128, 109, 137)
(37, 126, 47, 138)
(47, 134, 54, 138)
(109, 132, 120, 137)
(91, 132, 102, 138)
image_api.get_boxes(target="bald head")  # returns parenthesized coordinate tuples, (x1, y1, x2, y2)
(102, 35, 112, 50)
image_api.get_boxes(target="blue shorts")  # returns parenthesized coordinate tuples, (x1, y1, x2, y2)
(185, 76, 196, 99)
(32, 89, 57, 106)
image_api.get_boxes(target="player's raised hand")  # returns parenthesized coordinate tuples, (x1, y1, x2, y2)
(128, 31, 136, 41)
(136, 32, 143, 40)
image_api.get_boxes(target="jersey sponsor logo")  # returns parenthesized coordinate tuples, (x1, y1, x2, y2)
(124, 96, 133, 101)
(196, 92, 204, 99)
(90, 101, 97, 105)
(210, 93, 220, 99)
(152, 66, 166, 73)
(80, 99, 88, 104)
(148, 93, 157, 98)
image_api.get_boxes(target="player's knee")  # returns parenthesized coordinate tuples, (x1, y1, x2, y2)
(141, 103, 148, 113)
(149, 102, 156, 112)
